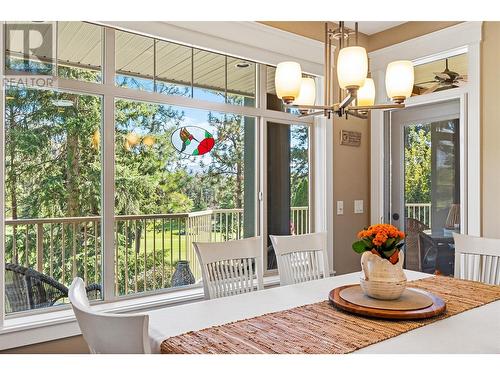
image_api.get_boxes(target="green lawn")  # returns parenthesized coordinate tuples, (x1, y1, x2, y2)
(116, 228, 191, 271)
(139, 228, 189, 264)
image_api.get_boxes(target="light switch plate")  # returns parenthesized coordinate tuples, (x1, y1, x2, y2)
(337, 201, 344, 215)
(354, 200, 364, 214)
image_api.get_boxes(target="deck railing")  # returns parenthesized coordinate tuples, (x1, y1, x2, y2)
(4, 216, 102, 286)
(405, 203, 431, 228)
(290, 206, 309, 235)
(5, 206, 309, 295)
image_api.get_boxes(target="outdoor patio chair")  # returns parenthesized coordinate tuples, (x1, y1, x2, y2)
(4, 263, 101, 313)
(405, 217, 430, 271)
(418, 232, 439, 274)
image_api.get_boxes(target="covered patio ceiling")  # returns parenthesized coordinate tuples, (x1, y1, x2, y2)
(6, 21, 261, 98)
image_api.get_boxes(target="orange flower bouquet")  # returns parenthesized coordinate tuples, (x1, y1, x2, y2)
(352, 224, 405, 265)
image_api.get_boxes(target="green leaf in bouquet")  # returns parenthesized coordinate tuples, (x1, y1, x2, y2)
(352, 241, 367, 253)
(383, 238, 396, 249)
(362, 238, 373, 247)
(382, 248, 397, 257)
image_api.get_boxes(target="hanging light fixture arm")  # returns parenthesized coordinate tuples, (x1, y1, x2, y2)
(287, 22, 366, 118)
(323, 22, 330, 116)
(276, 21, 414, 118)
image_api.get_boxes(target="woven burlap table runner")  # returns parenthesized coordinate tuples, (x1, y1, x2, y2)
(161, 276, 500, 354)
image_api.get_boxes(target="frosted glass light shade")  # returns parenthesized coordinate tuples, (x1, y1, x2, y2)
(357, 78, 375, 106)
(337, 46, 368, 89)
(385, 60, 414, 101)
(293, 78, 316, 106)
(275, 62, 302, 103)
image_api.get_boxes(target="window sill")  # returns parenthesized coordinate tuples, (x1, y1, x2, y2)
(0, 275, 281, 351)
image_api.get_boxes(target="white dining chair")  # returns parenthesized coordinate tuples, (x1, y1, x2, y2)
(69, 277, 152, 354)
(193, 236, 263, 300)
(453, 233, 500, 285)
(270, 232, 329, 286)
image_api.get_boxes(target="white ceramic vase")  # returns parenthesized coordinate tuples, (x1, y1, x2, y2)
(360, 251, 407, 300)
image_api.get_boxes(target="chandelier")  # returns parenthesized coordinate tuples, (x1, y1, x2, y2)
(275, 22, 415, 119)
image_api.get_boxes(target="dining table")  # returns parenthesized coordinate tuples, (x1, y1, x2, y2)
(147, 269, 500, 354)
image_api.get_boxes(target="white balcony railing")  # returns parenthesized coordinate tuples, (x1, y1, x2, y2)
(405, 203, 431, 228)
(5, 207, 309, 295)
(290, 206, 309, 235)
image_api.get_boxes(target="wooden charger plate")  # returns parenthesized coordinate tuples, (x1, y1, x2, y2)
(329, 284, 446, 320)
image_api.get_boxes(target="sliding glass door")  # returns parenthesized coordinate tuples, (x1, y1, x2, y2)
(265, 120, 311, 271)
(387, 100, 461, 276)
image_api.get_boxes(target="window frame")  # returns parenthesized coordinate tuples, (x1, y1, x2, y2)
(0, 22, 321, 337)
(0, 22, 5, 326)
(260, 117, 314, 273)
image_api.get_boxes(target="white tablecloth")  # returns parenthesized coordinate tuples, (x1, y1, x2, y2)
(147, 270, 500, 354)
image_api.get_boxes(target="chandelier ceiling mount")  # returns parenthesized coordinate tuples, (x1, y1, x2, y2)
(275, 21, 415, 119)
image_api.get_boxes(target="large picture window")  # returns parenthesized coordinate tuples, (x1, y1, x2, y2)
(5, 22, 103, 83)
(57, 22, 103, 83)
(4, 86, 103, 314)
(0, 22, 314, 320)
(114, 99, 256, 295)
(115, 30, 257, 106)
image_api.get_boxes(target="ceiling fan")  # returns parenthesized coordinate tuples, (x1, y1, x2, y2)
(413, 58, 467, 95)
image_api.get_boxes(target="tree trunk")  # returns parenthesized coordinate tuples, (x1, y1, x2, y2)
(135, 224, 142, 254)
(9, 128, 18, 219)
(234, 161, 242, 209)
(67, 123, 80, 217)
(8, 111, 18, 263)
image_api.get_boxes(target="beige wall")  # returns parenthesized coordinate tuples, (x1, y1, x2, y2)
(1, 335, 88, 354)
(481, 22, 500, 238)
(260, 21, 370, 46)
(260, 21, 326, 42)
(330, 39, 371, 274)
(331, 115, 371, 274)
(367, 22, 462, 51)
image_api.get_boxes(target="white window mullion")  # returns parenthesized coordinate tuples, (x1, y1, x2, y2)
(0, 22, 6, 326)
(311, 76, 334, 274)
(258, 117, 268, 273)
(256, 64, 266, 263)
(257, 64, 267, 111)
(466, 42, 481, 236)
(308, 120, 315, 233)
(102, 27, 116, 302)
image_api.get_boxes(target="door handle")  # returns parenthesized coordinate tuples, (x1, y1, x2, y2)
(392, 213, 400, 221)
